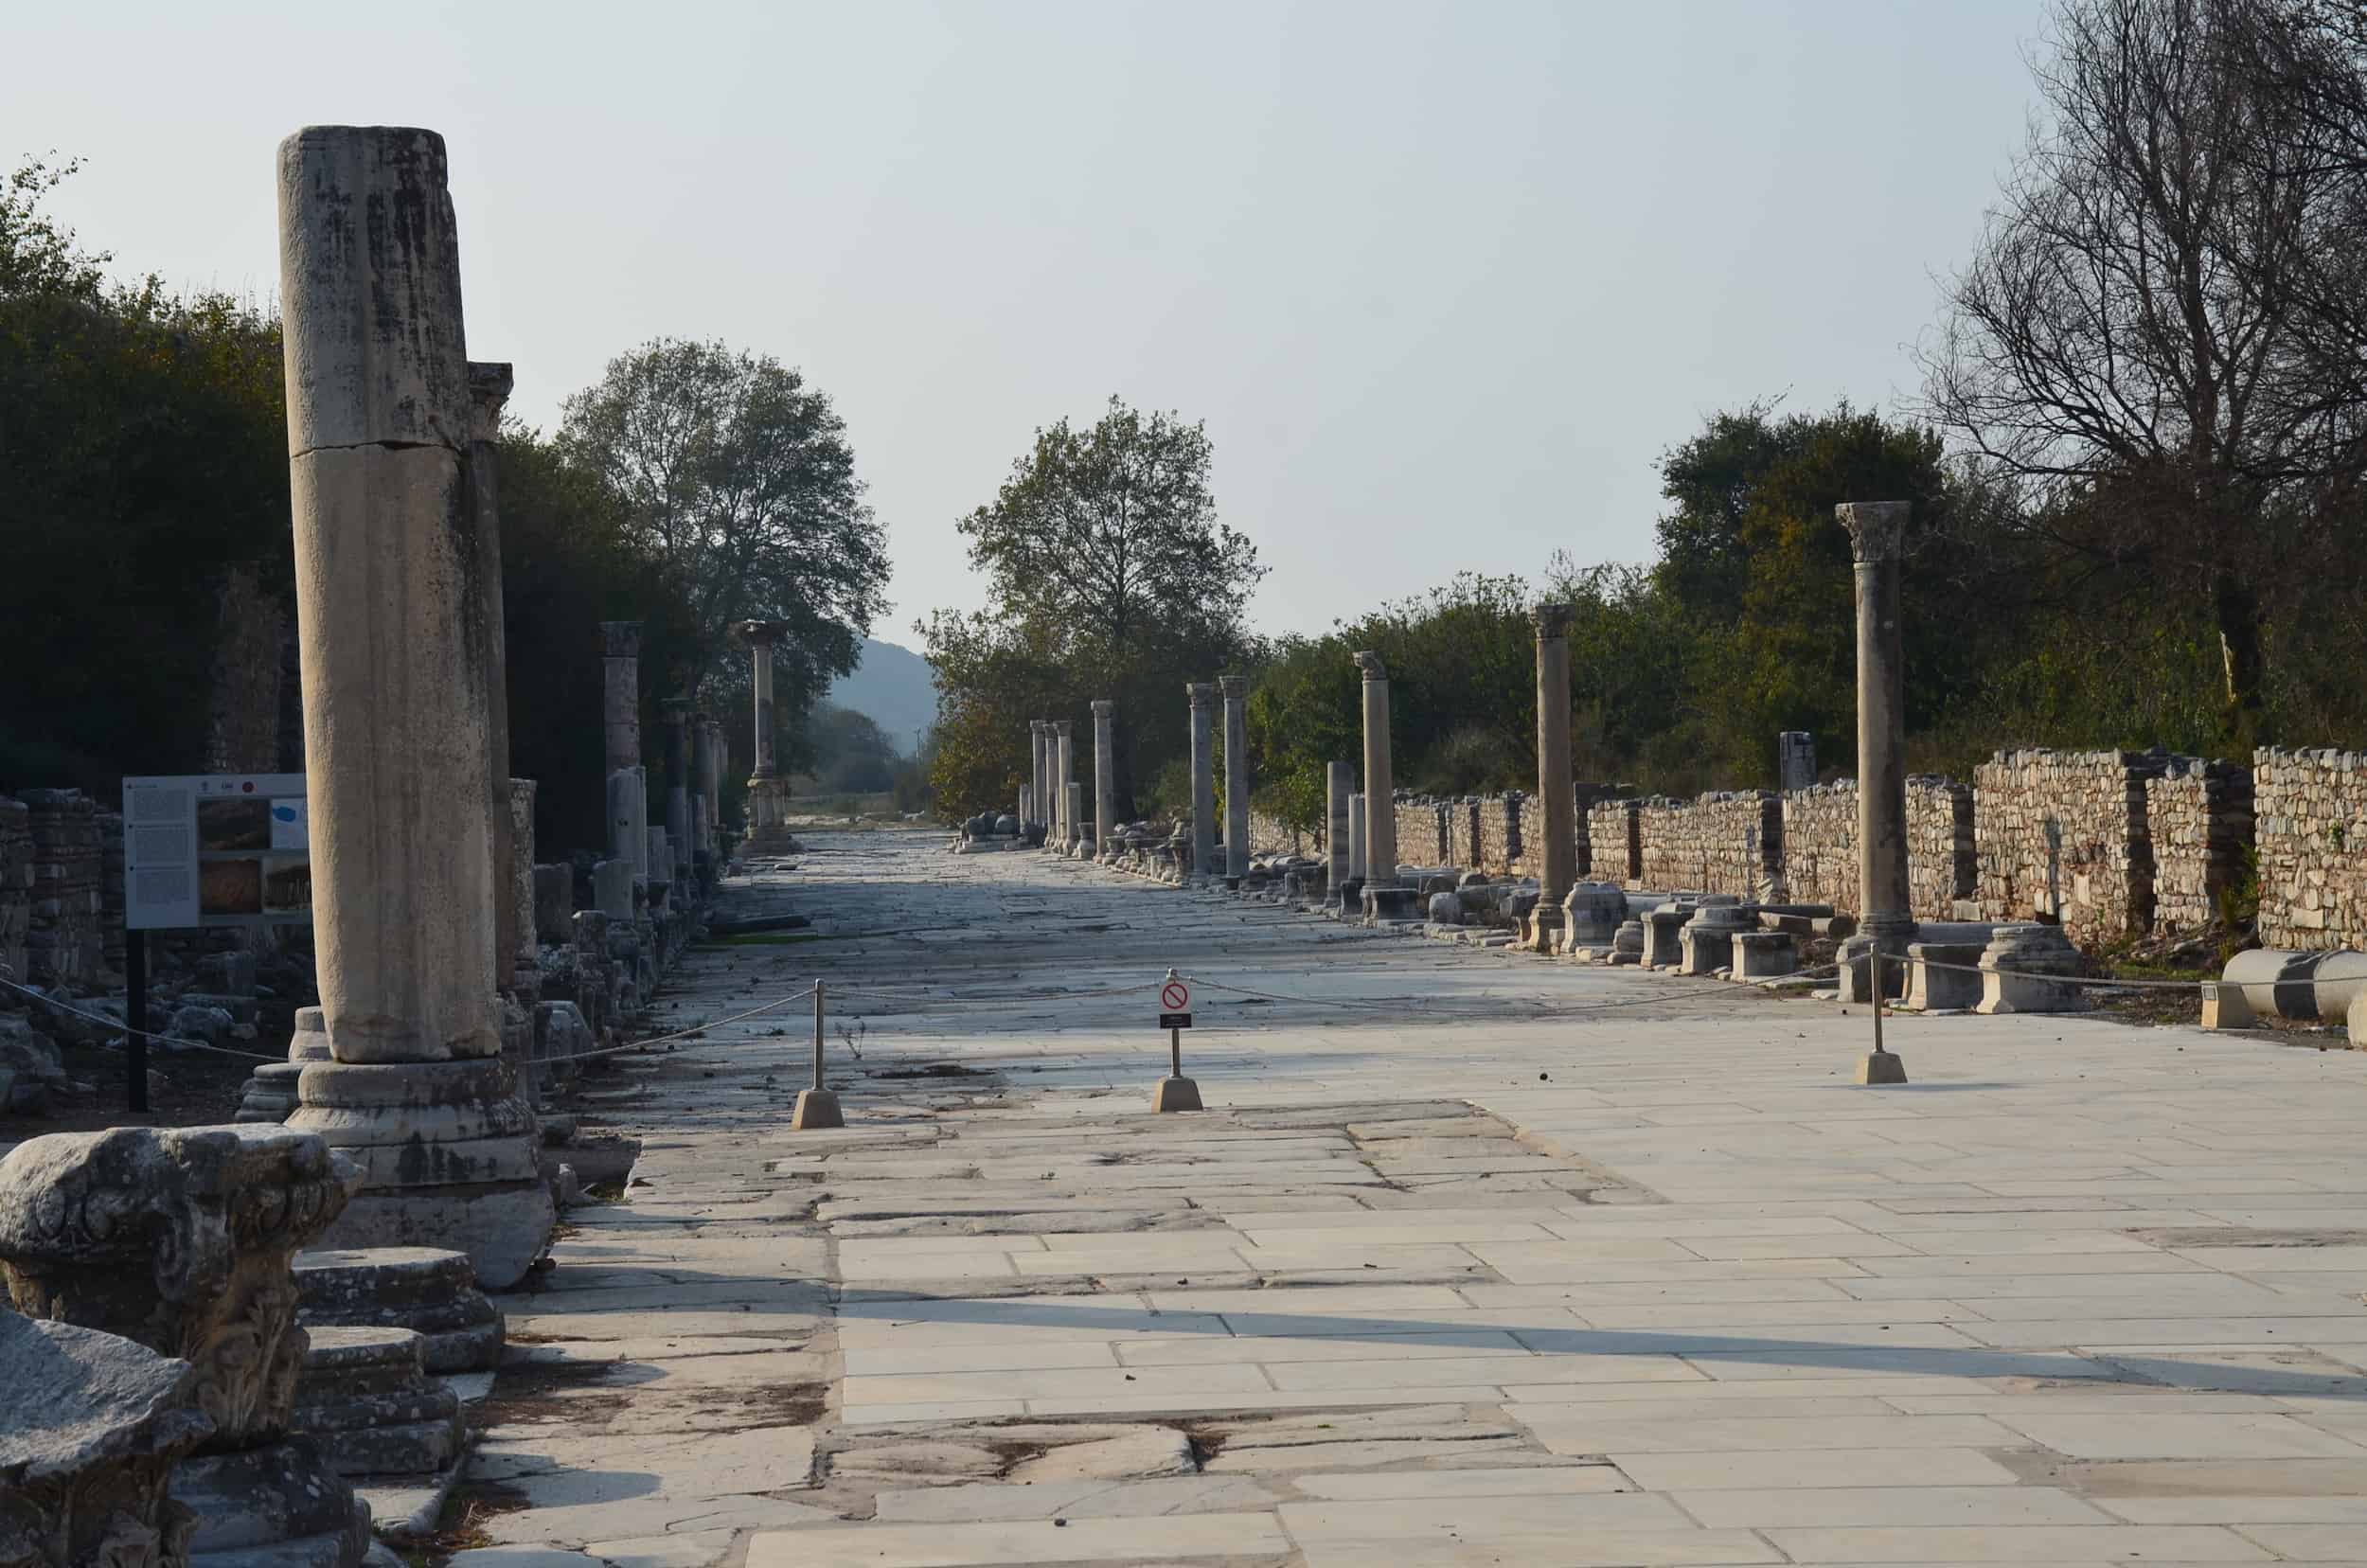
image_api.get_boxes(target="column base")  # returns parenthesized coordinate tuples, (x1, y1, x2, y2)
(1151, 1076, 1202, 1113)
(792, 1089, 845, 1130)
(290, 1059, 554, 1292)
(174, 1435, 370, 1567)
(1523, 903, 1566, 953)
(1856, 1050, 1909, 1085)
(1334, 878, 1365, 920)
(1361, 883, 1422, 924)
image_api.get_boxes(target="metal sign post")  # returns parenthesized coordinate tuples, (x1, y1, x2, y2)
(1859, 946, 1907, 1084)
(1152, 969, 1201, 1112)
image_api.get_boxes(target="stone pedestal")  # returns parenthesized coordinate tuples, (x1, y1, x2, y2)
(1091, 700, 1116, 861)
(1558, 882, 1626, 953)
(1975, 922, 2084, 1013)
(0, 1311, 213, 1568)
(292, 1326, 462, 1477)
(1219, 675, 1251, 882)
(1678, 900, 1753, 976)
(1642, 904, 1693, 969)
(0, 1125, 372, 1567)
(277, 125, 551, 1298)
(295, 1248, 502, 1376)
(1609, 918, 1645, 965)
(1731, 929, 1799, 979)
(1528, 605, 1575, 953)
(1903, 942, 1986, 1011)
(1779, 731, 1817, 792)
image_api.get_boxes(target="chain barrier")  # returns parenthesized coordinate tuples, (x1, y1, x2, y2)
(0, 973, 285, 1062)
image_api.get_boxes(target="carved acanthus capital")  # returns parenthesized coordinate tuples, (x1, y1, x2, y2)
(1352, 650, 1387, 682)
(0, 1126, 362, 1452)
(1530, 603, 1575, 639)
(1838, 501, 1911, 565)
(1217, 675, 1249, 701)
(1090, 699, 1114, 719)
(1185, 683, 1215, 710)
(1053, 720, 1074, 738)
(465, 361, 514, 445)
(599, 620, 644, 660)
(734, 619, 786, 650)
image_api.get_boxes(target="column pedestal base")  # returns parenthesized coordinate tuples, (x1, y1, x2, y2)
(290, 1058, 554, 1291)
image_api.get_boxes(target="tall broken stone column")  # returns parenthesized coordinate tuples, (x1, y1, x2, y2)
(1354, 651, 1416, 920)
(1527, 604, 1576, 953)
(689, 707, 714, 877)
(470, 362, 518, 990)
(276, 124, 553, 1291)
(1091, 700, 1116, 860)
(1053, 720, 1076, 849)
(702, 715, 725, 854)
(1327, 762, 1353, 887)
(1842, 502, 1913, 959)
(1186, 684, 1216, 885)
(739, 620, 791, 848)
(662, 698, 692, 871)
(1219, 675, 1251, 883)
(602, 621, 649, 881)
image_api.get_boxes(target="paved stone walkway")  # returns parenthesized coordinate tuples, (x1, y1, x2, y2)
(457, 829, 2367, 1566)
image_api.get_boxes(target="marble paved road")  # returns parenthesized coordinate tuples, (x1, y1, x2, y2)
(457, 829, 2367, 1568)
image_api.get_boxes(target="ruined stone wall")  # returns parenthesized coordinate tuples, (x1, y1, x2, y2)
(2145, 758, 2254, 936)
(1781, 784, 1858, 911)
(1393, 798, 1449, 867)
(1587, 797, 1641, 882)
(0, 797, 29, 985)
(1246, 808, 1308, 857)
(1974, 748, 2173, 945)
(1633, 793, 1778, 897)
(2253, 747, 2367, 949)
(1909, 778, 1978, 920)
(1476, 794, 1527, 878)
(21, 789, 104, 989)
(98, 811, 125, 971)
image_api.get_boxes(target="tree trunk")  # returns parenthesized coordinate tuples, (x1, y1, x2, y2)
(2214, 568, 2268, 749)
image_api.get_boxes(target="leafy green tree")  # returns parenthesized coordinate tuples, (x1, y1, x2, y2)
(923, 397, 1265, 821)
(559, 338, 889, 717)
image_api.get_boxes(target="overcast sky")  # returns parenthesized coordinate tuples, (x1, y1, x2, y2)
(9, 0, 2049, 645)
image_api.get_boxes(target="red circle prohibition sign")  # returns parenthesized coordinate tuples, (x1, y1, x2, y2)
(1161, 980, 1189, 1011)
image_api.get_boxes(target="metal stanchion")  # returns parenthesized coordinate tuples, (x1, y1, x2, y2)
(792, 976, 845, 1129)
(1152, 967, 1201, 1112)
(1859, 946, 1907, 1084)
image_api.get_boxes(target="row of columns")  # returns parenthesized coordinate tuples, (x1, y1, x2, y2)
(1022, 498, 1913, 950)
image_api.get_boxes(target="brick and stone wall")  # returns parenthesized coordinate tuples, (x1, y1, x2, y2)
(1634, 793, 1780, 898)
(1975, 748, 2175, 945)
(2145, 758, 2255, 936)
(21, 789, 104, 989)
(1779, 777, 1973, 920)
(1587, 797, 1641, 882)
(2254, 747, 2367, 950)
(0, 796, 29, 985)
(1245, 808, 1308, 857)
(1477, 794, 1526, 878)
(1393, 798, 1450, 866)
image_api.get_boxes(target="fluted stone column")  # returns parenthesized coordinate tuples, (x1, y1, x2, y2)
(739, 620, 790, 847)
(1186, 684, 1216, 885)
(276, 124, 551, 1290)
(662, 698, 692, 870)
(1528, 603, 1576, 953)
(602, 621, 648, 880)
(1053, 720, 1076, 849)
(1091, 700, 1116, 859)
(1219, 675, 1250, 883)
(1327, 763, 1353, 885)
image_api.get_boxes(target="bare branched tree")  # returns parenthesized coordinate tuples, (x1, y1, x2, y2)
(1919, 0, 2367, 739)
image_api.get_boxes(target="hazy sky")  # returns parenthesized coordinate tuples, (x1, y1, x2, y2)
(10, 0, 2050, 645)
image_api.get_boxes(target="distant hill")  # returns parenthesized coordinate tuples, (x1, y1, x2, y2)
(826, 636, 938, 755)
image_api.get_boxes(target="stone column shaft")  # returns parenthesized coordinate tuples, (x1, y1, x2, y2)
(662, 698, 692, 862)
(1530, 604, 1576, 950)
(603, 621, 647, 879)
(739, 621, 788, 844)
(1219, 675, 1250, 881)
(1843, 502, 1913, 953)
(470, 362, 517, 984)
(1356, 652, 1397, 882)
(1054, 719, 1076, 847)
(1186, 685, 1216, 882)
(1327, 762, 1353, 884)
(1091, 700, 1116, 858)
(1347, 793, 1368, 881)
(276, 122, 550, 1290)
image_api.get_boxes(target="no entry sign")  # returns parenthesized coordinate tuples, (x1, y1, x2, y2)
(1159, 976, 1191, 1030)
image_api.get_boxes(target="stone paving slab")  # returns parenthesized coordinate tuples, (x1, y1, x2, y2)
(454, 832, 2367, 1566)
